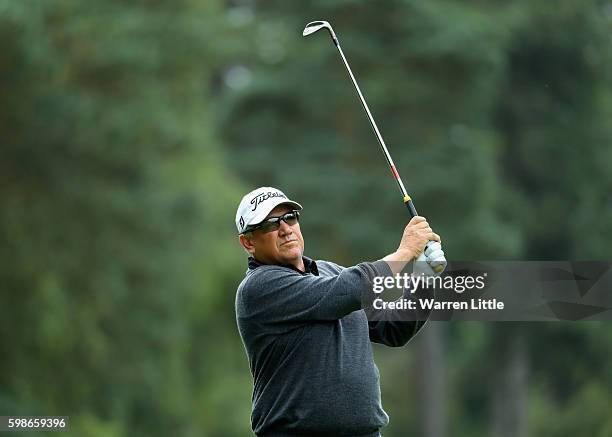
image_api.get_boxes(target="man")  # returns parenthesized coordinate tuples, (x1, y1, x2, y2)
(235, 187, 444, 437)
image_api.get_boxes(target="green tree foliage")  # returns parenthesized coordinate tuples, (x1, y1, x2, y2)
(2, 0, 612, 436)
(216, 1, 612, 437)
(219, 0, 520, 263)
(0, 1, 249, 435)
(494, 1, 612, 259)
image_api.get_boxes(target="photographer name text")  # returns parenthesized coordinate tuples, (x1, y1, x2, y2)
(372, 272, 504, 311)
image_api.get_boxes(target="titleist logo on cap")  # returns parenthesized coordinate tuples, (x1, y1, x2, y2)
(235, 186, 302, 234)
(250, 191, 287, 211)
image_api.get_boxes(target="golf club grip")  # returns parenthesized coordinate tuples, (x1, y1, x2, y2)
(404, 198, 418, 218)
(406, 199, 447, 273)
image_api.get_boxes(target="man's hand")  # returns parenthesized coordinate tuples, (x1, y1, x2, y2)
(383, 216, 442, 274)
(396, 216, 440, 260)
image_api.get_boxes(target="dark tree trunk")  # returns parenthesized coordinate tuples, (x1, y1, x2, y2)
(490, 327, 528, 437)
(417, 322, 446, 437)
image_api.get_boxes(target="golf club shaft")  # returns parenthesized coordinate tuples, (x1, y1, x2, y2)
(333, 41, 418, 217)
(303, 21, 446, 272)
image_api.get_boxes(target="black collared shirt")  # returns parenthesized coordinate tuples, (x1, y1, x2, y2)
(247, 256, 319, 276)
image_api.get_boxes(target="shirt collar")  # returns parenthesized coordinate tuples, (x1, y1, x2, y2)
(247, 256, 319, 276)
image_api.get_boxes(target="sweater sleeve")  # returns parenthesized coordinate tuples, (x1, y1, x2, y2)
(237, 260, 390, 324)
(368, 320, 427, 347)
(367, 280, 433, 347)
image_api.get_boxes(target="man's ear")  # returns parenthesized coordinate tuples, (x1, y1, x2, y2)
(239, 234, 256, 256)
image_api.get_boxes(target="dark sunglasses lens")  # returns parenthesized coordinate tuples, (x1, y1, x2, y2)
(255, 211, 300, 233)
(283, 212, 299, 225)
(259, 220, 280, 233)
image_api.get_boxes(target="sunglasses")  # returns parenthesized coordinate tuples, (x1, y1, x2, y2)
(243, 210, 301, 234)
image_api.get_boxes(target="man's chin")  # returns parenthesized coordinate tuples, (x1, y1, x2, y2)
(279, 247, 303, 262)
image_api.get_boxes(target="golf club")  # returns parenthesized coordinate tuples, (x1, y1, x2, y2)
(303, 20, 446, 272)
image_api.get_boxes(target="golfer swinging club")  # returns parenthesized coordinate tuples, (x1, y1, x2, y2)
(235, 187, 445, 436)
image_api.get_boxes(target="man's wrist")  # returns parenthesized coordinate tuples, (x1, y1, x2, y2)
(382, 250, 414, 274)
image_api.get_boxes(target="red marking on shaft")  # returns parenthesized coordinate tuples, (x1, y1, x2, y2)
(391, 165, 400, 180)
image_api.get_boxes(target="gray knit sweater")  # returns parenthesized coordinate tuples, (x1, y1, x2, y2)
(235, 256, 427, 437)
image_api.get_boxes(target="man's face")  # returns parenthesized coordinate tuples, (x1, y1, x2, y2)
(240, 204, 305, 267)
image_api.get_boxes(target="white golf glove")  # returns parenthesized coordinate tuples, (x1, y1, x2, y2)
(413, 241, 447, 277)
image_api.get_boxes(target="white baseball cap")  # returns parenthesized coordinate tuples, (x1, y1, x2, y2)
(235, 187, 303, 234)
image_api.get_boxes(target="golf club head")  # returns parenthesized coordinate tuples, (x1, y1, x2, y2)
(303, 20, 336, 41)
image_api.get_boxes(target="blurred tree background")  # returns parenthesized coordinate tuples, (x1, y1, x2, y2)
(0, 0, 611, 436)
